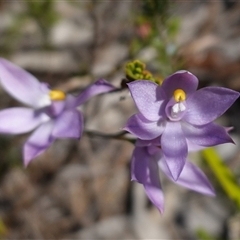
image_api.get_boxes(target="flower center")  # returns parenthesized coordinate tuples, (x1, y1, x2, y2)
(173, 89, 186, 102)
(169, 89, 186, 120)
(49, 90, 66, 101)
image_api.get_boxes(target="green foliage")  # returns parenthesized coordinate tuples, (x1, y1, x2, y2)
(0, 219, 7, 238)
(1, 0, 59, 54)
(25, 0, 58, 34)
(125, 59, 162, 84)
(130, 0, 182, 78)
(202, 148, 240, 209)
(141, 0, 169, 22)
(196, 228, 218, 240)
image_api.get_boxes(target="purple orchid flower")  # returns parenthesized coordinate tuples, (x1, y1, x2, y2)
(124, 71, 239, 180)
(131, 139, 215, 213)
(0, 58, 115, 166)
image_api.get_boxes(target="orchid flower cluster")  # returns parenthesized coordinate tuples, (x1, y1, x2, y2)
(0, 58, 239, 213)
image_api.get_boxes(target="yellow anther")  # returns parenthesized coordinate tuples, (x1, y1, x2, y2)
(49, 90, 66, 101)
(173, 89, 186, 102)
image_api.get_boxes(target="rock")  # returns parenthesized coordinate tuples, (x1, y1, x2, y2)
(137, 47, 158, 63)
(69, 215, 135, 239)
(1, 168, 36, 208)
(49, 164, 93, 226)
(185, 195, 230, 237)
(91, 43, 128, 77)
(228, 213, 240, 240)
(27, 139, 74, 182)
(11, 51, 79, 72)
(50, 19, 93, 47)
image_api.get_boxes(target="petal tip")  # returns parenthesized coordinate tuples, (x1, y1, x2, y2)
(23, 155, 32, 168)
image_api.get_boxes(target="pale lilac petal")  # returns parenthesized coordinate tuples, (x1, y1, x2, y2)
(127, 81, 165, 121)
(187, 140, 206, 152)
(184, 87, 240, 126)
(65, 94, 79, 109)
(0, 107, 47, 134)
(161, 71, 198, 99)
(0, 58, 51, 108)
(182, 122, 234, 146)
(161, 121, 187, 181)
(160, 159, 215, 196)
(124, 113, 165, 140)
(131, 147, 149, 183)
(52, 110, 83, 139)
(144, 159, 164, 213)
(23, 121, 54, 166)
(75, 79, 115, 106)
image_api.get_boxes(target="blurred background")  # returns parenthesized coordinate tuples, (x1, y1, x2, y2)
(0, 0, 240, 239)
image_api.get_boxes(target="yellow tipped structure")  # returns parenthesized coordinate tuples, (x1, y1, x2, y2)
(49, 90, 66, 101)
(173, 89, 186, 102)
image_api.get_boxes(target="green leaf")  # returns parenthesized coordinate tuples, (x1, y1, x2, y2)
(202, 148, 240, 209)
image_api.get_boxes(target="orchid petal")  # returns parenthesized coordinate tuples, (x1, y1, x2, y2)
(184, 87, 239, 126)
(49, 100, 66, 117)
(161, 71, 198, 99)
(135, 137, 161, 147)
(124, 113, 165, 140)
(127, 80, 165, 121)
(144, 159, 164, 213)
(0, 58, 51, 108)
(160, 159, 215, 196)
(161, 121, 187, 181)
(75, 79, 115, 106)
(0, 107, 47, 134)
(65, 94, 79, 109)
(23, 121, 54, 166)
(52, 110, 83, 139)
(131, 147, 149, 184)
(186, 140, 206, 152)
(182, 122, 234, 147)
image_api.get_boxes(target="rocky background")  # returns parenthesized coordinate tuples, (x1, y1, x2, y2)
(0, 1, 240, 239)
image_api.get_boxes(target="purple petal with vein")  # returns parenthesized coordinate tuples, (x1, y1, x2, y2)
(182, 122, 234, 146)
(0, 107, 46, 134)
(144, 159, 164, 213)
(161, 121, 187, 180)
(161, 71, 198, 98)
(184, 87, 240, 126)
(75, 79, 115, 106)
(131, 147, 149, 183)
(160, 159, 215, 196)
(186, 140, 206, 152)
(0, 58, 51, 108)
(23, 121, 54, 166)
(127, 81, 164, 121)
(124, 113, 165, 140)
(52, 110, 83, 138)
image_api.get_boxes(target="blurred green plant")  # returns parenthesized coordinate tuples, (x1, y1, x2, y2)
(0, 219, 7, 238)
(125, 59, 163, 85)
(196, 228, 218, 240)
(1, 0, 59, 54)
(130, 0, 182, 78)
(202, 147, 240, 210)
(0, 137, 22, 179)
(25, 0, 59, 46)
